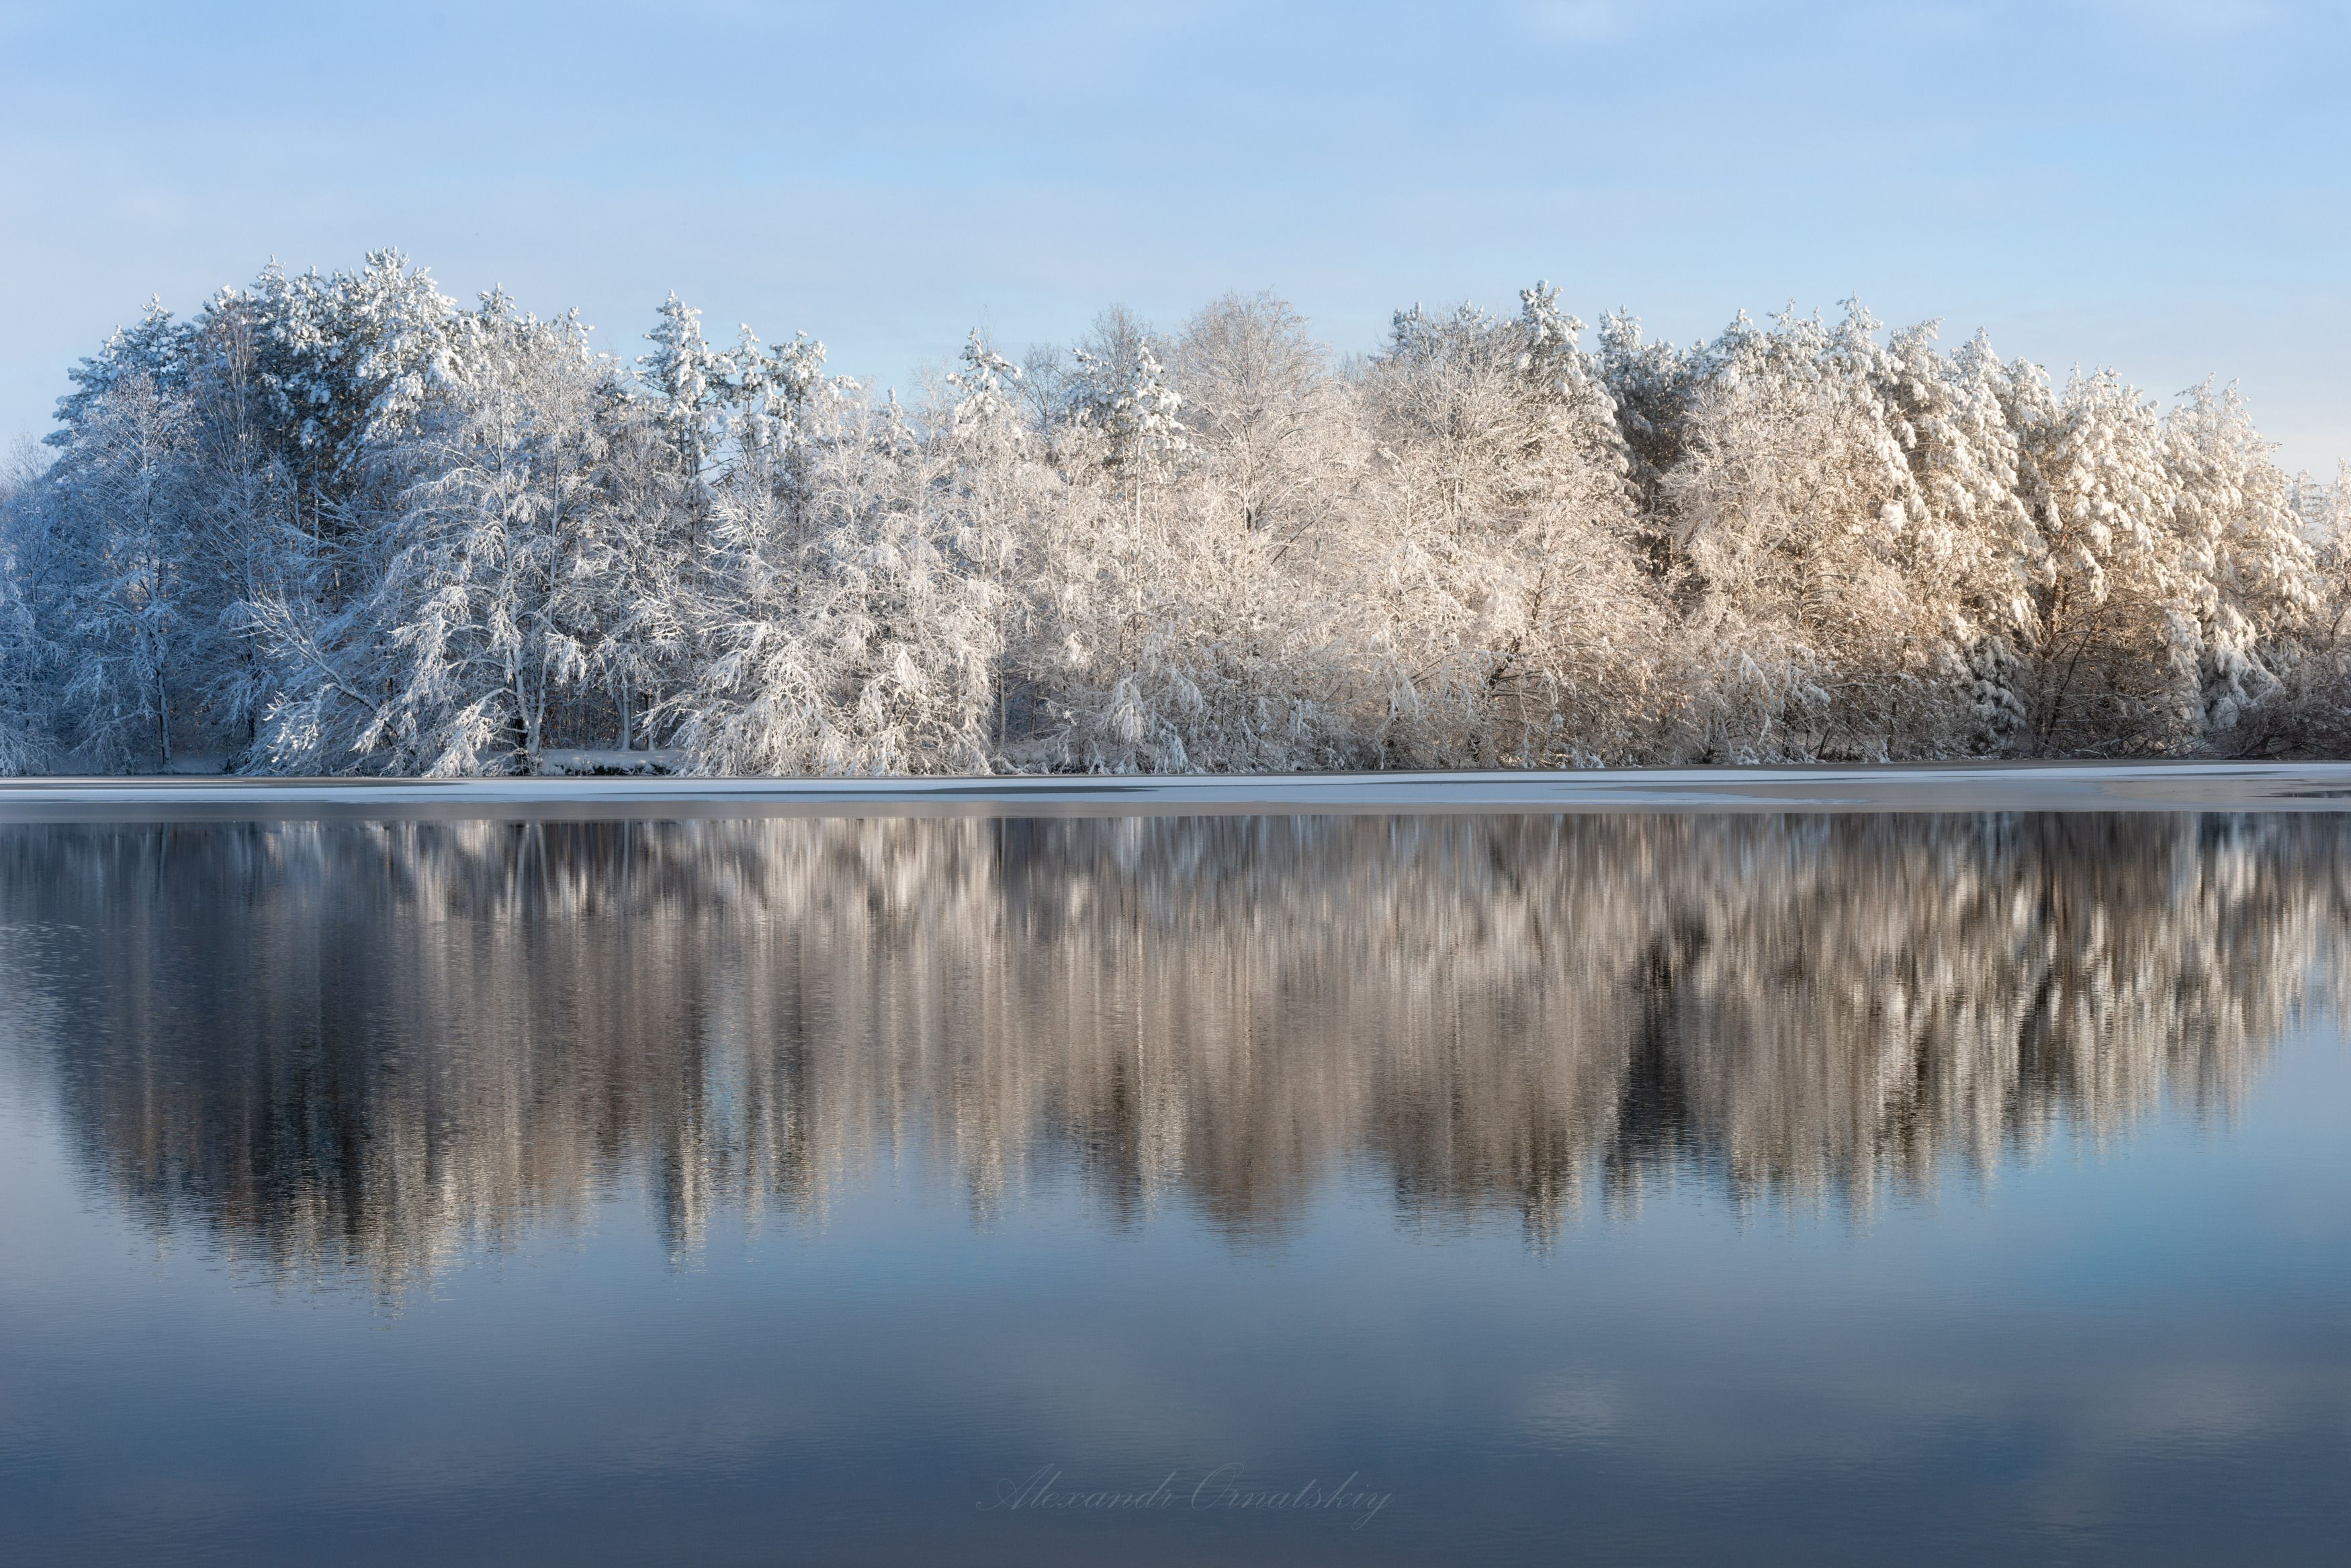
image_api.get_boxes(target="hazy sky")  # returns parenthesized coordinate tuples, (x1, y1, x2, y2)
(3, 0, 2345, 473)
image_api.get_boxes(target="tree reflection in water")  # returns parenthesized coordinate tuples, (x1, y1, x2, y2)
(4, 813, 2346, 1291)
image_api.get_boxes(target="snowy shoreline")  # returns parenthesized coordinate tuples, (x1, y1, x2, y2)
(8, 763, 2351, 821)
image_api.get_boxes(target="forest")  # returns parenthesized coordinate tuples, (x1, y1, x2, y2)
(1, 249, 2344, 777)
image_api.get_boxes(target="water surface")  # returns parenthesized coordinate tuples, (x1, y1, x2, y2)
(3, 813, 2348, 1564)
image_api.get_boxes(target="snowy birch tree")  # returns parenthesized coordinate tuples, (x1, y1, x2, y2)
(1167, 293, 1346, 539)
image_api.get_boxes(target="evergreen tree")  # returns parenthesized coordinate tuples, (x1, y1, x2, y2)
(637, 293, 729, 484)
(1071, 332, 1186, 523)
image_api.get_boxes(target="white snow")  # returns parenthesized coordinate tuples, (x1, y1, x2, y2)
(6, 763, 2351, 821)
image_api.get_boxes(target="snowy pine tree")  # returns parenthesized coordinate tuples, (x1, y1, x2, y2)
(638, 293, 728, 483)
(1071, 332, 1186, 523)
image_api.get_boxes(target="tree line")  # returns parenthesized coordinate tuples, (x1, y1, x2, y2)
(1, 249, 2344, 776)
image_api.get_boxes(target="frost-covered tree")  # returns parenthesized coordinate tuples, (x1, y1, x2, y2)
(2289, 467, 2341, 542)
(1366, 291, 1629, 540)
(1876, 325, 2037, 751)
(50, 369, 202, 766)
(0, 451, 57, 775)
(46, 298, 189, 446)
(1595, 308, 1701, 563)
(1167, 292, 1345, 538)
(1658, 304, 1953, 759)
(637, 294, 729, 483)
(245, 250, 460, 539)
(177, 289, 307, 752)
(23, 297, 288, 768)
(2162, 381, 2315, 739)
(259, 299, 621, 774)
(1357, 286, 1662, 766)
(725, 324, 828, 470)
(2002, 365, 2193, 753)
(941, 330, 1026, 453)
(1069, 323, 1186, 524)
(669, 387, 1008, 775)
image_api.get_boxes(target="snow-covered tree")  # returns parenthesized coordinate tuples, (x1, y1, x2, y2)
(2162, 381, 2315, 739)
(1166, 292, 1345, 537)
(1595, 308, 1701, 564)
(176, 289, 308, 754)
(942, 330, 1026, 455)
(0, 453, 57, 775)
(725, 325, 829, 468)
(1349, 291, 1654, 764)
(1657, 304, 1957, 759)
(670, 389, 1008, 775)
(46, 298, 189, 449)
(1875, 325, 2036, 751)
(246, 250, 461, 539)
(1069, 327, 1186, 524)
(1367, 293, 1627, 539)
(2002, 365, 2191, 753)
(50, 369, 201, 766)
(258, 299, 619, 774)
(637, 293, 729, 483)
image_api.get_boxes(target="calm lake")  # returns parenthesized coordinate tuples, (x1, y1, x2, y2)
(3, 811, 2348, 1565)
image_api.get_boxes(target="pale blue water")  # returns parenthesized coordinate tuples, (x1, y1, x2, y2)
(1, 813, 2346, 1565)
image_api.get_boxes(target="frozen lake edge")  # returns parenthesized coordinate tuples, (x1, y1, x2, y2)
(9, 762, 2351, 820)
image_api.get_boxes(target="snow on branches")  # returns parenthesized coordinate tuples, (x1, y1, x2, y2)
(3, 255, 2345, 775)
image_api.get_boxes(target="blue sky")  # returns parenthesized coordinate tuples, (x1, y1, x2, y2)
(3, 0, 2345, 473)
